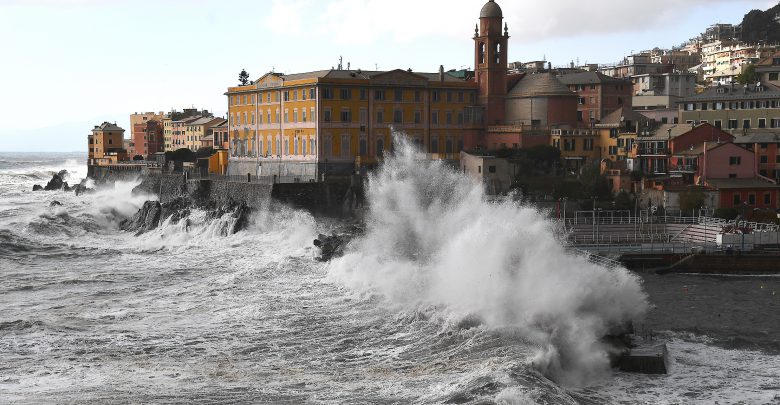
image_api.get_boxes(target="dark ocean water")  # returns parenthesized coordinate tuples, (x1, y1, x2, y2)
(0, 151, 778, 404)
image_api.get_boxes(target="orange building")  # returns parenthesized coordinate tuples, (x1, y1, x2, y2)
(225, 69, 481, 179)
(88, 122, 127, 166)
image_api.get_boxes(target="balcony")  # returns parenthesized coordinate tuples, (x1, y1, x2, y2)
(635, 148, 669, 156)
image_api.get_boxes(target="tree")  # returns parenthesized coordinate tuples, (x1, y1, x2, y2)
(132, 155, 144, 161)
(579, 163, 612, 201)
(238, 69, 250, 86)
(678, 188, 706, 216)
(164, 148, 196, 163)
(614, 190, 634, 211)
(736, 64, 758, 85)
(195, 147, 215, 159)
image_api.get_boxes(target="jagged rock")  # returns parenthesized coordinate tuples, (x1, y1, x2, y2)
(161, 197, 191, 225)
(62, 182, 70, 192)
(44, 173, 64, 191)
(207, 199, 251, 234)
(73, 184, 95, 196)
(313, 223, 363, 261)
(49, 200, 62, 207)
(32, 185, 43, 191)
(120, 201, 162, 234)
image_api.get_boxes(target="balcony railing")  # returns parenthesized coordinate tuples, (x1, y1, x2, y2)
(635, 148, 669, 155)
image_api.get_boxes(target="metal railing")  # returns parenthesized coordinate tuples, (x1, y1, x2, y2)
(184, 171, 315, 185)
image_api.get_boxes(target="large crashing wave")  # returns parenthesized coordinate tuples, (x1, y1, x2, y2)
(328, 136, 648, 386)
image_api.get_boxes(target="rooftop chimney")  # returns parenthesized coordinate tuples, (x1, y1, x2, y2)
(439, 65, 445, 82)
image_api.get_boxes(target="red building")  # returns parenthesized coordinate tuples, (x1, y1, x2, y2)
(734, 130, 780, 182)
(132, 120, 163, 157)
(558, 71, 632, 127)
(698, 142, 779, 211)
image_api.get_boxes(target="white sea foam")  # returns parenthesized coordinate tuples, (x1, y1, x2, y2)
(328, 135, 648, 386)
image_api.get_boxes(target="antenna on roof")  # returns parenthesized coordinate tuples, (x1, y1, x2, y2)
(338, 56, 343, 70)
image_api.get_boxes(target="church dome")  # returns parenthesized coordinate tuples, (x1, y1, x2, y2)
(480, 0, 503, 18)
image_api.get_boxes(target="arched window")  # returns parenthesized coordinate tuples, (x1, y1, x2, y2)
(359, 137, 367, 155)
(495, 43, 501, 64)
(479, 43, 486, 64)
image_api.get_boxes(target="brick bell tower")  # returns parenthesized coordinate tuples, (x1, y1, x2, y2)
(474, 0, 508, 126)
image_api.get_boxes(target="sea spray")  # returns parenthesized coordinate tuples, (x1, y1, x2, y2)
(328, 135, 648, 386)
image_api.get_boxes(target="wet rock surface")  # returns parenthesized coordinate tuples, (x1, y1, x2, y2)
(119, 201, 163, 235)
(313, 223, 364, 261)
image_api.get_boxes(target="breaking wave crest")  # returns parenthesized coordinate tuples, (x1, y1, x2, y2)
(328, 136, 648, 386)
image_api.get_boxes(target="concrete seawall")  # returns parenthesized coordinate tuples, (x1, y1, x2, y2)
(89, 165, 355, 216)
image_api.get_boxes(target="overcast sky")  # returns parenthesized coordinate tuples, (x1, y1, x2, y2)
(0, 0, 775, 152)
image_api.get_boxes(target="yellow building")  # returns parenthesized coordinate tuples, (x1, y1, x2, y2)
(161, 108, 211, 151)
(552, 106, 649, 170)
(225, 68, 481, 179)
(88, 122, 127, 166)
(183, 117, 223, 151)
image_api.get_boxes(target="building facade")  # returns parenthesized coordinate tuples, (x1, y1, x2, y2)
(557, 72, 632, 126)
(679, 82, 780, 130)
(88, 122, 126, 165)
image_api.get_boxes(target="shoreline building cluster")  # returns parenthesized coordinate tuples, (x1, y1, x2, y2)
(87, 0, 780, 218)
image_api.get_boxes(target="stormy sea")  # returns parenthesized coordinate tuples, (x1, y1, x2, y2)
(1, 147, 778, 404)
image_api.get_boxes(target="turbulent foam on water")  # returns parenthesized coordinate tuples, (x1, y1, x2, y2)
(329, 135, 648, 386)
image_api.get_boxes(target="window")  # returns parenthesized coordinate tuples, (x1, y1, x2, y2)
(359, 108, 367, 124)
(267, 93, 272, 103)
(414, 110, 422, 124)
(578, 97, 586, 105)
(714, 120, 722, 129)
(376, 110, 384, 124)
(431, 111, 439, 125)
(359, 137, 367, 155)
(302, 89, 307, 101)
(749, 194, 756, 205)
(341, 109, 351, 122)
(340, 88, 351, 100)
(733, 194, 741, 205)
(458, 92, 464, 102)
(446, 111, 453, 125)
(323, 87, 333, 99)
(292, 110, 297, 123)
(302, 110, 307, 122)
(564, 139, 575, 151)
(728, 119, 738, 129)
(284, 110, 289, 123)
(609, 145, 618, 155)
(432, 91, 440, 102)
(759, 118, 767, 129)
(324, 109, 332, 122)
(394, 89, 403, 102)
(761, 155, 768, 163)
(488, 165, 496, 173)
(729, 156, 742, 165)
(729, 173, 738, 178)
(310, 89, 316, 99)
(771, 73, 779, 81)
(393, 109, 403, 124)
(743, 119, 751, 129)
(446, 91, 453, 102)
(431, 138, 439, 153)
(584, 139, 594, 151)
(360, 89, 367, 100)
(375, 89, 385, 101)
(457, 112, 464, 125)
(293, 90, 298, 101)
(283, 91, 289, 102)
(415, 91, 421, 102)
(577, 111, 583, 122)
(765, 193, 771, 205)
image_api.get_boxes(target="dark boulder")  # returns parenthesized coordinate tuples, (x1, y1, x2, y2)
(119, 201, 162, 234)
(62, 182, 70, 192)
(207, 199, 251, 234)
(43, 174, 64, 191)
(73, 184, 95, 196)
(32, 185, 43, 191)
(314, 233, 350, 262)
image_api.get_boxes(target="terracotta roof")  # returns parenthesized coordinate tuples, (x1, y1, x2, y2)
(732, 130, 780, 144)
(705, 178, 779, 189)
(681, 82, 780, 101)
(93, 122, 124, 132)
(600, 105, 652, 126)
(755, 51, 780, 66)
(557, 71, 627, 85)
(507, 72, 575, 98)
